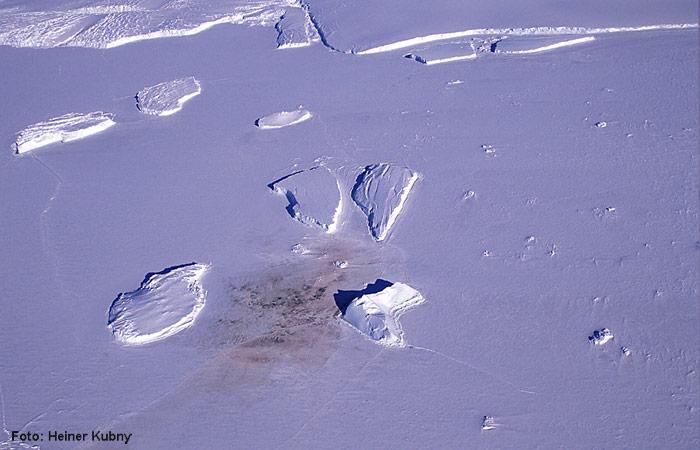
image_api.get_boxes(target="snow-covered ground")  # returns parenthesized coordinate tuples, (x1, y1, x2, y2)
(0, 1, 698, 449)
(256, 108, 313, 129)
(108, 262, 210, 346)
(14, 112, 116, 154)
(136, 77, 202, 117)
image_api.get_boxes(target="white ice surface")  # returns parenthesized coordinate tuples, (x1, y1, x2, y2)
(256, 108, 313, 129)
(268, 166, 342, 233)
(275, 5, 319, 49)
(404, 36, 596, 65)
(0, 3, 698, 449)
(496, 36, 596, 55)
(107, 263, 209, 346)
(341, 282, 425, 347)
(351, 163, 420, 241)
(356, 24, 696, 55)
(14, 112, 115, 154)
(136, 77, 201, 116)
(0, 0, 297, 49)
(404, 42, 477, 65)
(304, 0, 698, 54)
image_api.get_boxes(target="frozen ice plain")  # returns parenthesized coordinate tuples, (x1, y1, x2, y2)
(0, 0, 698, 449)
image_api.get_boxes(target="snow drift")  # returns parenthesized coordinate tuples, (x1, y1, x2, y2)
(339, 280, 425, 347)
(495, 35, 596, 55)
(0, 0, 296, 49)
(351, 163, 420, 241)
(275, 6, 320, 49)
(255, 108, 313, 129)
(303, 0, 697, 55)
(403, 35, 596, 65)
(107, 263, 209, 346)
(589, 328, 614, 346)
(267, 166, 342, 233)
(136, 77, 202, 117)
(14, 112, 116, 154)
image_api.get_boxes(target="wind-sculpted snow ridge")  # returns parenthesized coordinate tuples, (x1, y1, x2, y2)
(495, 36, 596, 54)
(136, 77, 201, 116)
(275, 5, 319, 49)
(403, 37, 497, 65)
(336, 280, 425, 348)
(301, 0, 697, 54)
(0, 1, 297, 49)
(14, 112, 115, 155)
(356, 24, 698, 55)
(404, 35, 595, 64)
(255, 108, 313, 129)
(107, 263, 210, 346)
(267, 166, 342, 233)
(351, 163, 420, 242)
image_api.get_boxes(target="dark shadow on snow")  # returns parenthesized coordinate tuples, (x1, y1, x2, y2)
(333, 279, 393, 314)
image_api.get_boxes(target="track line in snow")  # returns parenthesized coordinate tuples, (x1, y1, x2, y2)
(407, 345, 538, 395)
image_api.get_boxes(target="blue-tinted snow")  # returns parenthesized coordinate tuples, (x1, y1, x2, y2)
(0, 2, 697, 449)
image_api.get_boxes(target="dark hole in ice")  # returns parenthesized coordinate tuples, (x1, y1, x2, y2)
(333, 278, 393, 314)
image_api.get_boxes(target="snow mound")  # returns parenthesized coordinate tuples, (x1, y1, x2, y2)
(275, 6, 319, 49)
(268, 166, 342, 233)
(338, 281, 425, 348)
(14, 112, 115, 154)
(481, 415, 497, 431)
(0, 1, 293, 49)
(589, 328, 614, 346)
(351, 163, 420, 241)
(495, 35, 595, 54)
(108, 263, 209, 346)
(255, 108, 313, 129)
(136, 77, 202, 116)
